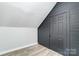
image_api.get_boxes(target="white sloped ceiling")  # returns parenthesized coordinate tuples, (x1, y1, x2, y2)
(0, 2, 56, 28)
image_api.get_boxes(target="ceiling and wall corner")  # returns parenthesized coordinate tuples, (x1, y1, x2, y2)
(0, 2, 56, 28)
(0, 2, 56, 54)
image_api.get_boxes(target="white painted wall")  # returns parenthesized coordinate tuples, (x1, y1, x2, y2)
(0, 2, 56, 54)
(0, 2, 56, 28)
(0, 27, 37, 54)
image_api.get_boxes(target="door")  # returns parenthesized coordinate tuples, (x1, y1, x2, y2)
(57, 12, 67, 55)
(50, 15, 58, 51)
(50, 11, 69, 55)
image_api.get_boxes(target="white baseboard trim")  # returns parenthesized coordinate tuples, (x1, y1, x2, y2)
(0, 43, 38, 55)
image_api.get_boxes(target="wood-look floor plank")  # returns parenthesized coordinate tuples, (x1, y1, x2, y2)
(1, 44, 62, 56)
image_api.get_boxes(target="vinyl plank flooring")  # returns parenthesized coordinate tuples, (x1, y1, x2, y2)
(1, 44, 62, 56)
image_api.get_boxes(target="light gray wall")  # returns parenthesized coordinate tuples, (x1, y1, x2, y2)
(0, 2, 56, 54)
(0, 27, 37, 54)
(0, 2, 56, 28)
